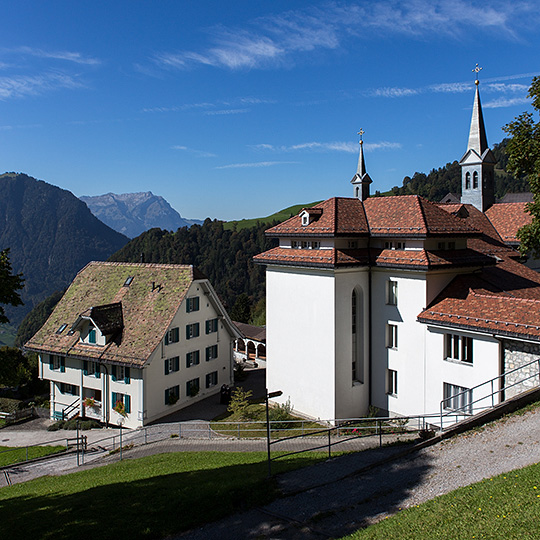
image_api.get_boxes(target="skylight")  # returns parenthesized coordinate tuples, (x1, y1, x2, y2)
(124, 276, 134, 287)
(56, 324, 67, 334)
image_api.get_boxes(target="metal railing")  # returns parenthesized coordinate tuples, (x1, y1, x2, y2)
(440, 357, 540, 430)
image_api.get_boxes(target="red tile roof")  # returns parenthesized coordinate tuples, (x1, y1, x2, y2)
(364, 196, 478, 237)
(437, 202, 518, 258)
(266, 198, 369, 237)
(485, 202, 532, 244)
(418, 261, 540, 340)
(254, 247, 492, 270)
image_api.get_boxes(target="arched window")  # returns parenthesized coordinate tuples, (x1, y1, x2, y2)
(473, 171, 478, 189)
(465, 172, 471, 189)
(352, 288, 364, 383)
(356, 186, 360, 198)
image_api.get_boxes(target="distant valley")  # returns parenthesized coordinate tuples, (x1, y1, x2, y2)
(80, 191, 202, 238)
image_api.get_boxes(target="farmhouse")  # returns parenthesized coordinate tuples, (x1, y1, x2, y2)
(25, 262, 240, 429)
(255, 78, 540, 423)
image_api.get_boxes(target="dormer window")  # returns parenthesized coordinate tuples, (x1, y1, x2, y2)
(300, 207, 323, 226)
(56, 324, 67, 334)
(88, 328, 97, 344)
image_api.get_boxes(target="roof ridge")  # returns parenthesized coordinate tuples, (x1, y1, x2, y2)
(469, 289, 540, 304)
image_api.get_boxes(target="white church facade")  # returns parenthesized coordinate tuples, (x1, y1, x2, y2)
(255, 77, 540, 423)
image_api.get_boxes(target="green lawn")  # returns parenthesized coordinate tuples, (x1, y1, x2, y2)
(0, 451, 326, 540)
(342, 462, 540, 540)
(0, 445, 65, 467)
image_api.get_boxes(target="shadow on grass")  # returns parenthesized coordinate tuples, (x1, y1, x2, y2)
(0, 453, 320, 540)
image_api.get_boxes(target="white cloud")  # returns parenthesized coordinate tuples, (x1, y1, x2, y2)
(215, 161, 298, 169)
(371, 87, 420, 98)
(204, 108, 250, 116)
(483, 97, 531, 108)
(172, 145, 217, 158)
(0, 72, 82, 100)
(4, 46, 100, 65)
(251, 140, 401, 153)
(151, 1, 535, 71)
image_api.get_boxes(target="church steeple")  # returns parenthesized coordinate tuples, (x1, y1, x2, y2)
(351, 129, 372, 201)
(459, 64, 496, 212)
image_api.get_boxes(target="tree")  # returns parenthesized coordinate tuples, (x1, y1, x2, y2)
(503, 76, 540, 257)
(0, 346, 32, 387)
(0, 249, 24, 324)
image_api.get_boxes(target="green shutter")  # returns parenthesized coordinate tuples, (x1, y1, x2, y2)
(174, 357, 179, 371)
(125, 367, 130, 384)
(111, 365, 117, 382)
(194, 297, 199, 311)
(173, 327, 179, 342)
(165, 388, 169, 404)
(49, 355, 54, 370)
(112, 392, 117, 406)
(60, 357, 65, 373)
(164, 359, 169, 375)
(96, 364, 101, 379)
(83, 360, 88, 376)
(165, 331, 169, 346)
(195, 323, 199, 337)
(125, 394, 131, 414)
(195, 350, 200, 365)
(186, 325, 190, 339)
(206, 347, 210, 362)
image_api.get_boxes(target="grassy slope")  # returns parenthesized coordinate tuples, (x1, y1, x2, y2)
(223, 201, 322, 231)
(0, 451, 325, 540)
(343, 461, 540, 540)
(0, 445, 65, 467)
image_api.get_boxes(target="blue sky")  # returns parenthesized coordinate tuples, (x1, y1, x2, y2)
(1, 1, 539, 221)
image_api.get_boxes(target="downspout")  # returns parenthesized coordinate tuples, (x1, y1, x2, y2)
(495, 336, 505, 403)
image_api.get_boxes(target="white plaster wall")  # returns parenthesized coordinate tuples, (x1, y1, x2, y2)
(143, 281, 233, 425)
(425, 327, 501, 417)
(333, 268, 370, 418)
(370, 270, 428, 417)
(266, 266, 337, 420)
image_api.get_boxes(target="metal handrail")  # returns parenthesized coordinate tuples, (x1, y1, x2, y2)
(440, 357, 540, 430)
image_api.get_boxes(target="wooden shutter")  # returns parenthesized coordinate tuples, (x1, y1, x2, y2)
(60, 357, 65, 373)
(111, 365, 117, 381)
(164, 359, 169, 375)
(83, 360, 88, 376)
(124, 394, 131, 414)
(124, 367, 130, 384)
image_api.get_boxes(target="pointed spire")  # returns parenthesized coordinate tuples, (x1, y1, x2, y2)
(356, 128, 367, 176)
(467, 64, 488, 156)
(351, 128, 372, 201)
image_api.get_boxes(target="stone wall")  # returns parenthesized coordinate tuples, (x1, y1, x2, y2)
(503, 340, 540, 398)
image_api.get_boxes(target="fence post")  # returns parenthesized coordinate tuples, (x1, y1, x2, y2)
(208, 423, 211, 439)
(26, 445, 29, 462)
(328, 428, 331, 459)
(145, 428, 148, 444)
(302, 421, 304, 436)
(179, 423, 182, 439)
(378, 420, 382, 447)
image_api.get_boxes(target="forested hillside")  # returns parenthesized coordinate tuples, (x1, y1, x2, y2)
(108, 219, 277, 315)
(0, 173, 128, 327)
(379, 139, 529, 200)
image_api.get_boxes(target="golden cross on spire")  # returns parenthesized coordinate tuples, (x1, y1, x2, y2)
(473, 63, 482, 85)
(357, 128, 365, 145)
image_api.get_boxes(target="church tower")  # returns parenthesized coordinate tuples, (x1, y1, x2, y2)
(351, 129, 372, 201)
(459, 64, 496, 211)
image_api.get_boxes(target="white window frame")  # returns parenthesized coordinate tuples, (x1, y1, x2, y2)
(386, 280, 397, 306)
(443, 382, 472, 414)
(444, 334, 473, 364)
(386, 369, 398, 395)
(386, 324, 398, 349)
(206, 371, 218, 388)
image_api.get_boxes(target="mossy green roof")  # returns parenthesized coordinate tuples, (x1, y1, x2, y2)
(25, 262, 196, 366)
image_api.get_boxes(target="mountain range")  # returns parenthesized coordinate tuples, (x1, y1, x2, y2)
(80, 192, 202, 238)
(0, 173, 128, 327)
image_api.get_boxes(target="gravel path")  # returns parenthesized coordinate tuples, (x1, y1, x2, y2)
(170, 407, 540, 540)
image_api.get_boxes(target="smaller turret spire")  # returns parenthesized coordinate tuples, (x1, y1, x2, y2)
(467, 63, 488, 156)
(351, 128, 372, 201)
